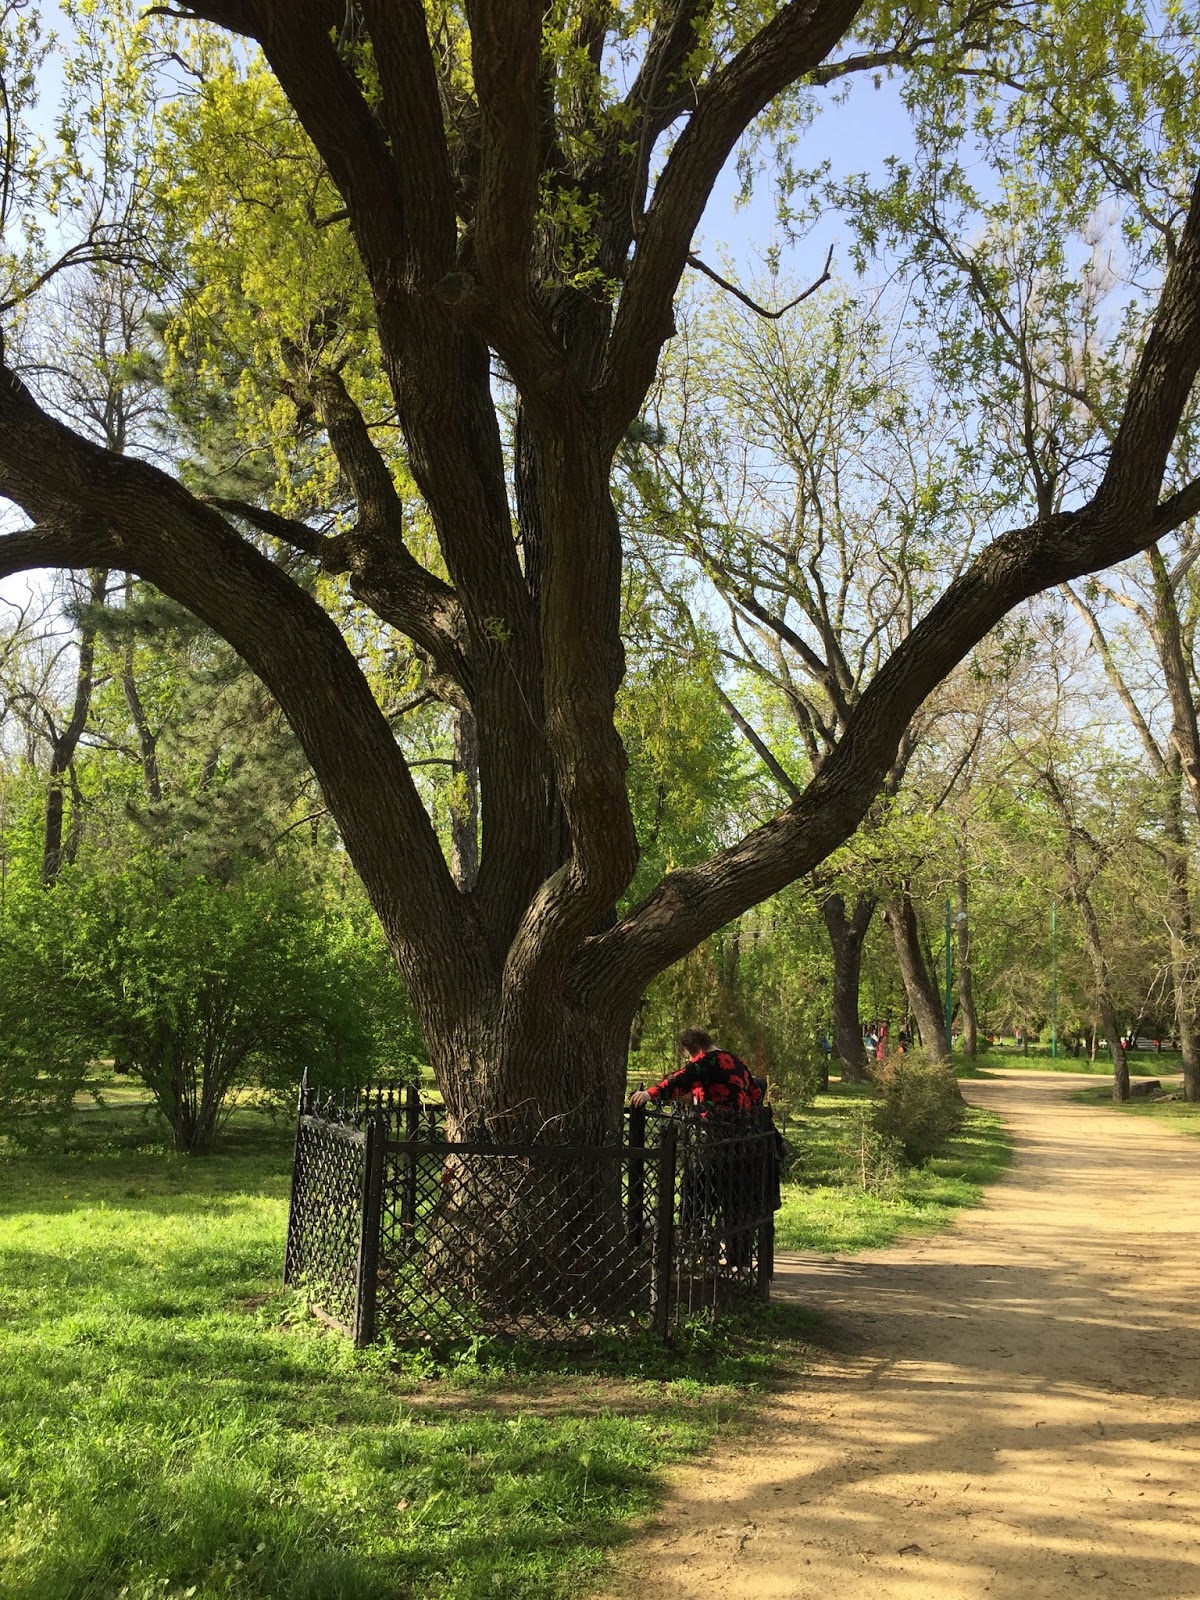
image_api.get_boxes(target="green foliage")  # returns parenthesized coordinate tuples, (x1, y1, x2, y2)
(632, 894, 830, 1112)
(775, 1086, 1010, 1252)
(0, 856, 420, 1154)
(872, 1050, 965, 1165)
(0, 880, 93, 1143)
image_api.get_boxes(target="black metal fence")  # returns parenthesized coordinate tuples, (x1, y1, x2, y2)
(283, 1082, 779, 1346)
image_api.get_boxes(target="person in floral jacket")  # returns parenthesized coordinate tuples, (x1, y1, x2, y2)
(629, 1026, 763, 1112)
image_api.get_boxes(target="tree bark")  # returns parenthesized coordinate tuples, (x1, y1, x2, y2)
(822, 892, 875, 1081)
(883, 889, 950, 1064)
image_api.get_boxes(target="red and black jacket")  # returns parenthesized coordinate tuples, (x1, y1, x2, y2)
(645, 1049, 762, 1112)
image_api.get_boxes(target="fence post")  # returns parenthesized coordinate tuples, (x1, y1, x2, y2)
(400, 1082, 420, 1251)
(282, 1072, 310, 1288)
(354, 1115, 385, 1348)
(761, 1113, 780, 1299)
(652, 1121, 677, 1340)
(627, 1102, 646, 1246)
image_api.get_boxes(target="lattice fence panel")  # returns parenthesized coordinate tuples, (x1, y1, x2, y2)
(284, 1115, 367, 1333)
(376, 1141, 663, 1342)
(672, 1107, 776, 1319)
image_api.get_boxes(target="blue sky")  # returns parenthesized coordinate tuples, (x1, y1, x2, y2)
(700, 72, 916, 285)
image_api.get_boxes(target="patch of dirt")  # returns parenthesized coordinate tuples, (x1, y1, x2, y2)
(599, 1070, 1200, 1600)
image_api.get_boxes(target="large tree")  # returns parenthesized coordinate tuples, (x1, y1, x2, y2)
(4, 1, 1200, 1140)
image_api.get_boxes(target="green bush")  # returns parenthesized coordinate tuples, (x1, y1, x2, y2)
(842, 1106, 904, 1194)
(0, 857, 425, 1154)
(0, 883, 95, 1144)
(872, 1050, 965, 1165)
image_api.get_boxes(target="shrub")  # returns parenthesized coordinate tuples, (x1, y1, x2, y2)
(0, 882, 95, 1145)
(0, 858, 425, 1154)
(842, 1107, 904, 1194)
(872, 1050, 964, 1165)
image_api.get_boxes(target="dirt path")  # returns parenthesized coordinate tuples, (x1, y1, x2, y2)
(601, 1070, 1200, 1600)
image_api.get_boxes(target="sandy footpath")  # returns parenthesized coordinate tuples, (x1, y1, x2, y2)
(600, 1070, 1200, 1600)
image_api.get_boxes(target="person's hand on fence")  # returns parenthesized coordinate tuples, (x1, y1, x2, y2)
(630, 1090, 651, 1108)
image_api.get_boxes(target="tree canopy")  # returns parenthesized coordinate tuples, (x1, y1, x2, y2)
(3, 0, 1200, 1137)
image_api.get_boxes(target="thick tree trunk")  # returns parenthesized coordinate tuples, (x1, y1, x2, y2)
(884, 889, 950, 1064)
(822, 892, 875, 1082)
(956, 868, 978, 1058)
(426, 1000, 633, 1147)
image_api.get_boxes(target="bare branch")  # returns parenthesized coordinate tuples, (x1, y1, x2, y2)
(686, 242, 834, 321)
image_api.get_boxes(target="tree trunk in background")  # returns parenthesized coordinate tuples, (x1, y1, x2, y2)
(884, 889, 950, 1064)
(43, 570, 107, 886)
(1162, 768, 1199, 1100)
(449, 706, 480, 892)
(956, 867, 978, 1058)
(822, 892, 875, 1082)
(122, 575, 162, 802)
(1065, 855, 1130, 1101)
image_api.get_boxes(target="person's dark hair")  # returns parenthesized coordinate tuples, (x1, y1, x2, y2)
(678, 1026, 714, 1056)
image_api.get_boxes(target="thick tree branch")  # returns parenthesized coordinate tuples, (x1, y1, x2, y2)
(0, 364, 481, 982)
(583, 165, 1200, 1004)
(359, 0, 458, 277)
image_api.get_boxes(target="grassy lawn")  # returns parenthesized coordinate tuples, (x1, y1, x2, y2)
(0, 1118, 815, 1600)
(0, 1075, 1016, 1599)
(774, 1084, 1012, 1254)
(1071, 1085, 1200, 1137)
(974, 1043, 1177, 1075)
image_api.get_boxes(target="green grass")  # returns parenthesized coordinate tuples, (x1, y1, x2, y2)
(1071, 1085, 1200, 1136)
(774, 1084, 1012, 1254)
(0, 1125, 817, 1600)
(976, 1042, 1176, 1074)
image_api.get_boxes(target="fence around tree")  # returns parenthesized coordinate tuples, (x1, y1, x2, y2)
(283, 1081, 779, 1346)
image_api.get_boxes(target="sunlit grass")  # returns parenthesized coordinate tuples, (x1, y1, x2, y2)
(1071, 1085, 1200, 1137)
(0, 1132, 817, 1600)
(774, 1085, 1011, 1253)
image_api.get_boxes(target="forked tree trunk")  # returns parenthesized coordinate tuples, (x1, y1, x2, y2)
(822, 892, 875, 1082)
(884, 889, 950, 1064)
